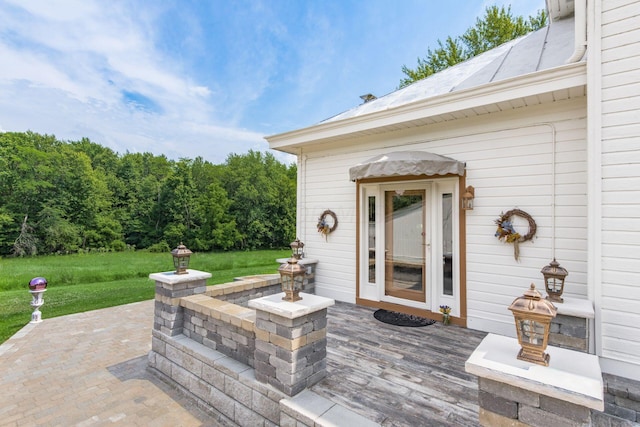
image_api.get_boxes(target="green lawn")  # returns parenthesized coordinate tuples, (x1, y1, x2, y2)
(0, 249, 289, 343)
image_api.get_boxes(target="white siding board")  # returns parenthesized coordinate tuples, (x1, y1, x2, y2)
(601, 335, 640, 360)
(602, 150, 640, 164)
(602, 256, 640, 273)
(601, 138, 640, 153)
(601, 123, 640, 140)
(602, 110, 640, 128)
(299, 99, 588, 336)
(602, 163, 640, 178)
(602, 28, 640, 51)
(602, 1, 640, 24)
(603, 295, 640, 314)
(601, 55, 640, 76)
(602, 69, 639, 89)
(602, 81, 640, 100)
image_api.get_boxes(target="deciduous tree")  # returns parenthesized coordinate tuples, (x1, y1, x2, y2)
(400, 5, 547, 88)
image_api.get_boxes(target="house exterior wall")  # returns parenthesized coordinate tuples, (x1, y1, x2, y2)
(595, 0, 640, 379)
(297, 98, 588, 337)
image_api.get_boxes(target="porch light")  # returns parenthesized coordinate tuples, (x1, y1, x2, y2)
(541, 258, 569, 303)
(508, 283, 557, 366)
(290, 238, 304, 260)
(278, 255, 305, 302)
(171, 243, 192, 275)
(462, 186, 475, 210)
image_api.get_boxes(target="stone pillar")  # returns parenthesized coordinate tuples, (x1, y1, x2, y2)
(249, 292, 334, 396)
(150, 269, 211, 336)
(466, 334, 604, 427)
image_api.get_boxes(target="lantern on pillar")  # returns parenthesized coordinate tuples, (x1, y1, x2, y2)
(290, 238, 304, 260)
(508, 283, 557, 366)
(171, 243, 192, 275)
(541, 258, 569, 303)
(278, 253, 305, 302)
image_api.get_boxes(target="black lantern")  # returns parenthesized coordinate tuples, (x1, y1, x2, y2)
(462, 186, 475, 210)
(171, 243, 192, 275)
(278, 255, 305, 302)
(290, 238, 304, 260)
(508, 284, 557, 366)
(541, 258, 569, 303)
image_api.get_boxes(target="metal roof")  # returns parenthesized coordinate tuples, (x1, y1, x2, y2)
(322, 16, 578, 124)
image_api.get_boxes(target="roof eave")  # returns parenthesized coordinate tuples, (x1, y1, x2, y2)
(266, 61, 587, 154)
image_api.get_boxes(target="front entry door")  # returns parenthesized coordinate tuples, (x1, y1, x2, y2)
(384, 189, 426, 302)
(359, 179, 459, 317)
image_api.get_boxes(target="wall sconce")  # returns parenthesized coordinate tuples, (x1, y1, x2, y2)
(541, 258, 569, 303)
(462, 186, 475, 210)
(508, 284, 557, 366)
(171, 243, 192, 275)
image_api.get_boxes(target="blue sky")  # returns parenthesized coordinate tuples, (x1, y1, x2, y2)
(0, 0, 545, 164)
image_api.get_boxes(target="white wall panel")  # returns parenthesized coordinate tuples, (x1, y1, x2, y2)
(598, 0, 640, 374)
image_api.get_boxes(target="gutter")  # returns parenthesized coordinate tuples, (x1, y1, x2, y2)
(266, 62, 587, 151)
(566, 0, 587, 63)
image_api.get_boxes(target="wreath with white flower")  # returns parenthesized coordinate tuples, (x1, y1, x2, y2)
(494, 209, 536, 261)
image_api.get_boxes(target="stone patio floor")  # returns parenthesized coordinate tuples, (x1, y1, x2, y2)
(0, 299, 487, 426)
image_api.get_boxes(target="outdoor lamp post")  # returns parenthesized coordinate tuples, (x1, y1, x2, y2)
(508, 283, 557, 366)
(171, 243, 192, 275)
(541, 258, 569, 303)
(278, 253, 305, 302)
(462, 186, 475, 210)
(28, 277, 48, 324)
(290, 238, 304, 260)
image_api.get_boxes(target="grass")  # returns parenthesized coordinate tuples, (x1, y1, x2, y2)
(0, 249, 289, 343)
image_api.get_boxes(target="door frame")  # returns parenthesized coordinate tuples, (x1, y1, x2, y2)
(355, 174, 468, 326)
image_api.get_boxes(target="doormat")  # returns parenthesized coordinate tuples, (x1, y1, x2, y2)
(373, 309, 436, 327)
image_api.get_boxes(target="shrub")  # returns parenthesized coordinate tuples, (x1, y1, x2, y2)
(148, 241, 171, 253)
(110, 240, 127, 252)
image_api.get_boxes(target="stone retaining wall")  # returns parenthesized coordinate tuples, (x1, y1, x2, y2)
(150, 329, 284, 426)
(478, 377, 593, 427)
(549, 314, 589, 353)
(207, 276, 282, 306)
(593, 373, 640, 426)
(148, 270, 340, 426)
(479, 373, 640, 426)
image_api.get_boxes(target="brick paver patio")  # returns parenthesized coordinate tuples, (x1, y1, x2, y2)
(0, 300, 220, 427)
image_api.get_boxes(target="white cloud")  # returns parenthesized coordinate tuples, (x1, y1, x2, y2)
(0, 0, 270, 164)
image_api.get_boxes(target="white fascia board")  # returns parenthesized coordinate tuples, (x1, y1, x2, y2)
(266, 62, 586, 153)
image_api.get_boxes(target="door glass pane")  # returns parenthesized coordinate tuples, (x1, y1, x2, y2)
(385, 189, 426, 302)
(442, 193, 453, 296)
(368, 196, 375, 283)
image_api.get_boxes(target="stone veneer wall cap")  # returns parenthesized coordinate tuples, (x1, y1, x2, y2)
(554, 297, 595, 319)
(249, 293, 335, 320)
(465, 333, 604, 411)
(149, 270, 212, 284)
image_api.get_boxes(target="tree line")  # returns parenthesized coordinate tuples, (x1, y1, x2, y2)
(0, 131, 297, 256)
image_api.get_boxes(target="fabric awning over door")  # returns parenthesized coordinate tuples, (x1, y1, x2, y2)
(349, 151, 465, 181)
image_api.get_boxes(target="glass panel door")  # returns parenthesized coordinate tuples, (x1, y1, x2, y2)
(384, 189, 426, 302)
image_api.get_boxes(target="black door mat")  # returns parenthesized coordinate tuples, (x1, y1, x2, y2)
(373, 309, 436, 327)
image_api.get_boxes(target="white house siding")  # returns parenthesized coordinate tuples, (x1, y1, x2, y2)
(597, 0, 640, 379)
(299, 98, 588, 337)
